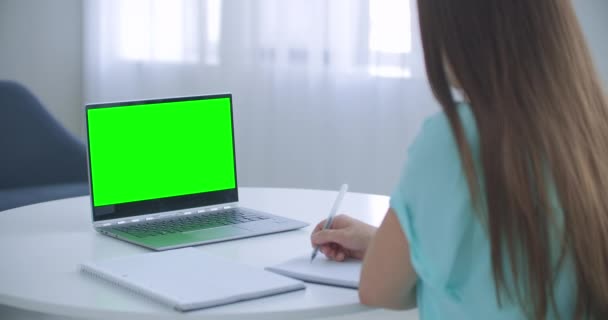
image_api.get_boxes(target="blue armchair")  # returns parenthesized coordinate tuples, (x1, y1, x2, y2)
(0, 80, 89, 211)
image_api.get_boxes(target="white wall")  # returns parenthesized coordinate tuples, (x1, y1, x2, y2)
(0, 0, 83, 136)
(575, 0, 608, 87)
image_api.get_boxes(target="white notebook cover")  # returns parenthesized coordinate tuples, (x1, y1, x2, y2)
(265, 255, 361, 289)
(80, 247, 305, 311)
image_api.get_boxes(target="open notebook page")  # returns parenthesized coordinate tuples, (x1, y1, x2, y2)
(266, 255, 361, 289)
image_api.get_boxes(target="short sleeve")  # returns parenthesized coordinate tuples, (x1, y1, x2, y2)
(390, 105, 480, 287)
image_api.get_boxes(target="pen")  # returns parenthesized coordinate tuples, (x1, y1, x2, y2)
(310, 183, 349, 263)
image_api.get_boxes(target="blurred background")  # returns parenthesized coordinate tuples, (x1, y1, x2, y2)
(1, 0, 607, 196)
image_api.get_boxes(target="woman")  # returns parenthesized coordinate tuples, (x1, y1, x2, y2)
(311, 1, 608, 319)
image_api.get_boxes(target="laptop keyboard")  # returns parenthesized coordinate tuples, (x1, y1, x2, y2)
(111, 209, 269, 238)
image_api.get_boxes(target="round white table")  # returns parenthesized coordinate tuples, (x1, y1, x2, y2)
(0, 187, 418, 320)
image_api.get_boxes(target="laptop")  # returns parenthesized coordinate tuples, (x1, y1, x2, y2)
(85, 94, 308, 250)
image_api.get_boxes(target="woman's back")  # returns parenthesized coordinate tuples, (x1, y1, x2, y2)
(415, 0, 608, 317)
(390, 104, 577, 319)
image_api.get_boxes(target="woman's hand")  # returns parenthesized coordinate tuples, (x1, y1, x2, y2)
(310, 214, 377, 261)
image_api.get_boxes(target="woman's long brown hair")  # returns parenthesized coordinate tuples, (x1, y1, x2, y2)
(417, 0, 608, 318)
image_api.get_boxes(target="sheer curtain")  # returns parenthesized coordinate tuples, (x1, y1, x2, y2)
(84, 0, 440, 195)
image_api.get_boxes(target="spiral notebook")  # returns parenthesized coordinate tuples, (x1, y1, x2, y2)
(80, 248, 305, 311)
(266, 255, 361, 289)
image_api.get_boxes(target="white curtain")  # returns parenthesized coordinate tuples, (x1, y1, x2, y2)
(84, 0, 440, 195)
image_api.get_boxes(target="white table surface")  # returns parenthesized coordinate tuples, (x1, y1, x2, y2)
(0, 187, 418, 320)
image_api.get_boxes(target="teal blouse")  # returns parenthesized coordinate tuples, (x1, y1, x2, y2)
(389, 104, 576, 319)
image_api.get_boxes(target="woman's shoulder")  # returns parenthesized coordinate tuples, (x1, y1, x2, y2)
(402, 103, 479, 198)
(410, 103, 478, 157)
(390, 103, 484, 286)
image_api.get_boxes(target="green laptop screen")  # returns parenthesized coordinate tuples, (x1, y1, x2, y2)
(87, 97, 236, 207)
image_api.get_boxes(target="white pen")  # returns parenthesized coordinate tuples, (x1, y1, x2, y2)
(310, 183, 349, 263)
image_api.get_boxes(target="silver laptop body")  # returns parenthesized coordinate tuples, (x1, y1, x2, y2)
(85, 93, 308, 251)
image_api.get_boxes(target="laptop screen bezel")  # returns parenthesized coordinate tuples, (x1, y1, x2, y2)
(85, 93, 239, 222)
